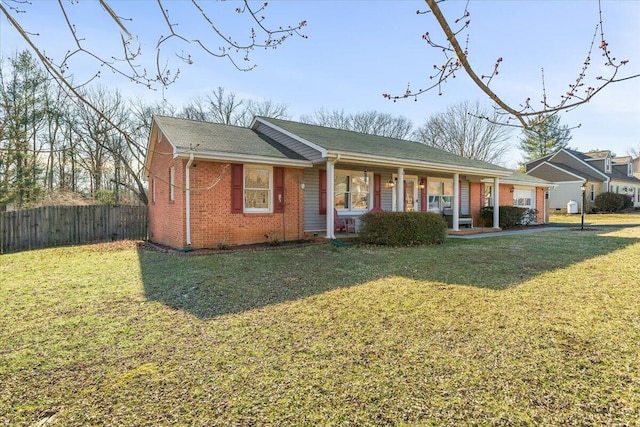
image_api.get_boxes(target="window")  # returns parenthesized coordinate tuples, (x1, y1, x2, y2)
(335, 171, 370, 211)
(244, 166, 272, 212)
(590, 184, 595, 202)
(484, 184, 494, 207)
(628, 163, 633, 177)
(427, 179, 453, 212)
(169, 167, 175, 201)
(513, 188, 534, 208)
(605, 157, 612, 173)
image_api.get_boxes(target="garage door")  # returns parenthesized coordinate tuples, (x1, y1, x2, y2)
(513, 188, 535, 209)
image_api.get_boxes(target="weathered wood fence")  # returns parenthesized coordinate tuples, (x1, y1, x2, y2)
(0, 205, 148, 254)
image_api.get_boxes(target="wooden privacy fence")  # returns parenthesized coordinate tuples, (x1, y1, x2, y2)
(0, 205, 148, 254)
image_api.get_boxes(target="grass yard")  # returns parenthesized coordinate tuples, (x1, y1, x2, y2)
(2, 225, 640, 426)
(550, 211, 640, 226)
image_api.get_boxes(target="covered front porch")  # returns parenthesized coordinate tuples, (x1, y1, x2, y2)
(302, 160, 510, 239)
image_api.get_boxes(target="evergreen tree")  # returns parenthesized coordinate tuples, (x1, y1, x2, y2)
(519, 115, 572, 162)
(0, 51, 49, 209)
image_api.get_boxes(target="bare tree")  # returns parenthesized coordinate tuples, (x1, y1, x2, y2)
(0, 1, 306, 204)
(239, 99, 290, 126)
(413, 101, 511, 164)
(300, 108, 414, 139)
(383, 0, 639, 129)
(180, 87, 290, 127)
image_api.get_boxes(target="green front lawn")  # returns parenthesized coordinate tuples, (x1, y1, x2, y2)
(2, 227, 640, 426)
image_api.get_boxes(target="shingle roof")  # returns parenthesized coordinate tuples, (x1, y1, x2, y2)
(258, 117, 510, 172)
(582, 150, 611, 159)
(505, 171, 554, 186)
(154, 115, 307, 161)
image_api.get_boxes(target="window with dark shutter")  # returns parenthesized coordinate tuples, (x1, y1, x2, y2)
(373, 174, 381, 210)
(273, 167, 284, 213)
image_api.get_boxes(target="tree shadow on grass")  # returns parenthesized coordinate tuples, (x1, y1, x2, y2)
(138, 229, 640, 319)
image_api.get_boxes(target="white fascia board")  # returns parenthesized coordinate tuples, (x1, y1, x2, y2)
(252, 117, 328, 157)
(551, 149, 609, 180)
(502, 180, 556, 188)
(480, 177, 557, 188)
(327, 151, 513, 177)
(527, 161, 586, 181)
(175, 151, 312, 168)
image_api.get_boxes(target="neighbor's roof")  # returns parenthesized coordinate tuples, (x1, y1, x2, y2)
(153, 115, 308, 162)
(257, 117, 510, 173)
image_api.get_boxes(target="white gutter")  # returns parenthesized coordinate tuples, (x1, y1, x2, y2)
(174, 151, 312, 168)
(185, 153, 194, 247)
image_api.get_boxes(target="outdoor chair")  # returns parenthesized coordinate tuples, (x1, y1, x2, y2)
(334, 208, 356, 234)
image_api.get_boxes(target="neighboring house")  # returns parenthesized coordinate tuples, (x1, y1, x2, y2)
(525, 148, 640, 213)
(145, 116, 552, 249)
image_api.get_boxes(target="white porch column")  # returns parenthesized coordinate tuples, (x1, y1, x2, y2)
(493, 177, 500, 229)
(452, 173, 460, 231)
(396, 168, 405, 212)
(325, 160, 336, 238)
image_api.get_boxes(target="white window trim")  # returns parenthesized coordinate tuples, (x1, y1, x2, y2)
(244, 165, 273, 213)
(425, 177, 453, 213)
(512, 186, 536, 209)
(335, 170, 372, 212)
(605, 157, 612, 173)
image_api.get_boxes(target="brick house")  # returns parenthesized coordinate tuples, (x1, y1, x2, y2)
(525, 148, 640, 213)
(145, 116, 553, 249)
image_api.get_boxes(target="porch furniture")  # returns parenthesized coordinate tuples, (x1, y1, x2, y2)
(334, 208, 356, 234)
(443, 208, 473, 228)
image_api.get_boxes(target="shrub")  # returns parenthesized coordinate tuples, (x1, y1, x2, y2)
(480, 206, 538, 229)
(594, 192, 633, 212)
(358, 211, 446, 246)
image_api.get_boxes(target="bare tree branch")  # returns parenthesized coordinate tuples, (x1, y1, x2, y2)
(383, 0, 638, 129)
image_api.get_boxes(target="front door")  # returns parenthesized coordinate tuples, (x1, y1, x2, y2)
(404, 180, 416, 211)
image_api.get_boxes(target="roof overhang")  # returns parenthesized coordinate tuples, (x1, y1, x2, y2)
(175, 151, 312, 168)
(482, 177, 556, 188)
(324, 151, 513, 177)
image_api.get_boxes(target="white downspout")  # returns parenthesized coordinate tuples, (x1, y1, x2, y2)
(185, 153, 194, 247)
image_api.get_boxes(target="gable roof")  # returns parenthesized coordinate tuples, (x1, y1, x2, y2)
(145, 116, 312, 172)
(255, 117, 511, 175)
(525, 148, 640, 186)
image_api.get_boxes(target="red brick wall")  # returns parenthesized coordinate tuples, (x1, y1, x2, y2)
(148, 140, 305, 249)
(188, 162, 305, 248)
(147, 134, 186, 249)
(536, 187, 546, 223)
(469, 182, 545, 226)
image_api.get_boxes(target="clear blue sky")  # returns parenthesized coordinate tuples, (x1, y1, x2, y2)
(1, 0, 639, 168)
